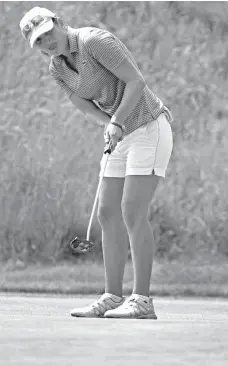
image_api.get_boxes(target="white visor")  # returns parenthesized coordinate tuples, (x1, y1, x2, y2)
(29, 18, 54, 48)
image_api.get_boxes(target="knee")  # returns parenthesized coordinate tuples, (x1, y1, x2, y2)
(121, 200, 145, 231)
(97, 204, 117, 226)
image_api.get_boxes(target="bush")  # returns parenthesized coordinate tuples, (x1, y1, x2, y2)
(1, 1, 228, 263)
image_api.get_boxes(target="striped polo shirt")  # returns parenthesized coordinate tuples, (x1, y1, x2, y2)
(49, 26, 172, 135)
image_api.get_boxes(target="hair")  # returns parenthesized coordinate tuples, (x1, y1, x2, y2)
(53, 16, 68, 30)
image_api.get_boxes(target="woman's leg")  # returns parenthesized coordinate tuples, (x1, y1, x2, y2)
(97, 177, 129, 298)
(121, 173, 160, 297)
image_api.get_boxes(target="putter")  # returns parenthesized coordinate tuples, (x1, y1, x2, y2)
(70, 140, 112, 254)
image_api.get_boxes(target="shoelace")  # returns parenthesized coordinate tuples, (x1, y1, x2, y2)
(128, 298, 137, 305)
(124, 298, 149, 312)
(124, 298, 140, 308)
(91, 297, 113, 313)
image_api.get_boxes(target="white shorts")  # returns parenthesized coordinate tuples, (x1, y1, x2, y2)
(99, 112, 173, 178)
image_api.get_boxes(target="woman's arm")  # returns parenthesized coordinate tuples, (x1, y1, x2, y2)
(108, 58, 146, 126)
(85, 32, 146, 127)
(50, 70, 110, 127)
(69, 93, 111, 127)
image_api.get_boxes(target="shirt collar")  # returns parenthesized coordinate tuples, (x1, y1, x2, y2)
(67, 26, 79, 54)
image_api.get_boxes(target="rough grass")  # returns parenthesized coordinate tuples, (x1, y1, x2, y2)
(0, 1, 228, 266)
(1, 254, 228, 297)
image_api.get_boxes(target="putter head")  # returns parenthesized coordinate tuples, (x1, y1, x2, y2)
(70, 237, 95, 254)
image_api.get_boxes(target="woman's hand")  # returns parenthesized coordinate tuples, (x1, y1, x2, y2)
(104, 123, 124, 151)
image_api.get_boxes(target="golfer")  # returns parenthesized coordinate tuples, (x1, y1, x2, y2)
(20, 7, 173, 319)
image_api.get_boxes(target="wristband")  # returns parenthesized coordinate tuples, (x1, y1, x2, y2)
(111, 122, 125, 133)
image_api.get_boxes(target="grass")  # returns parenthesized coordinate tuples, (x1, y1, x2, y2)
(1, 2, 228, 265)
(1, 253, 228, 297)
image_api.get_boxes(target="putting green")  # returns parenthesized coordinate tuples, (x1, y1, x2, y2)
(0, 294, 227, 366)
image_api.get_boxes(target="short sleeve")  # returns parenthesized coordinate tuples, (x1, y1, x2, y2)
(84, 30, 127, 72)
(49, 63, 74, 99)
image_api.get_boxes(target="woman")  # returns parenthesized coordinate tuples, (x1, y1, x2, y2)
(20, 6, 173, 319)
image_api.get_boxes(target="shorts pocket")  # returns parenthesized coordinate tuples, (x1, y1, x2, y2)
(145, 118, 159, 136)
